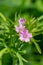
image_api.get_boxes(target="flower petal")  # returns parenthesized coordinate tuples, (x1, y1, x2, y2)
(15, 26, 19, 33)
(19, 18, 25, 25)
(28, 33, 32, 38)
(24, 38, 30, 42)
(19, 36, 24, 41)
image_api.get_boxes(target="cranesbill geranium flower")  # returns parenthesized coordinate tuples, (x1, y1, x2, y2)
(19, 18, 25, 25)
(19, 30, 32, 42)
(15, 25, 25, 33)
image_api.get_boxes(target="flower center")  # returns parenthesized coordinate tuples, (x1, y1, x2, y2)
(23, 34, 27, 38)
(19, 28, 22, 32)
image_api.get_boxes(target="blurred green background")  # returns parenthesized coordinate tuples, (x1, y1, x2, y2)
(0, 0, 43, 65)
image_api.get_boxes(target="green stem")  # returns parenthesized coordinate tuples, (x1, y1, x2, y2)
(0, 48, 8, 65)
(13, 57, 17, 65)
(0, 58, 2, 65)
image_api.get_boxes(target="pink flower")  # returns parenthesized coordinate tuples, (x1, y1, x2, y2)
(15, 25, 25, 33)
(19, 18, 25, 25)
(15, 18, 32, 43)
(19, 30, 32, 42)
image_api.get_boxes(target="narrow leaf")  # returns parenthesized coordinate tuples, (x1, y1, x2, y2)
(31, 38, 41, 54)
(16, 52, 28, 62)
(19, 59, 23, 65)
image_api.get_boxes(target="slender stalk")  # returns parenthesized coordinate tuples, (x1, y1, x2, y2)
(0, 58, 2, 65)
(0, 48, 8, 65)
(13, 57, 17, 65)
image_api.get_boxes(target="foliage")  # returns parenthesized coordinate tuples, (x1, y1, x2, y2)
(0, 12, 43, 65)
(0, 0, 43, 65)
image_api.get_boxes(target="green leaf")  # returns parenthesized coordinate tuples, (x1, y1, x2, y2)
(16, 52, 28, 63)
(37, 15, 43, 21)
(31, 38, 41, 54)
(16, 52, 23, 65)
(0, 13, 6, 22)
(0, 48, 7, 57)
(19, 59, 23, 65)
(37, 22, 43, 27)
